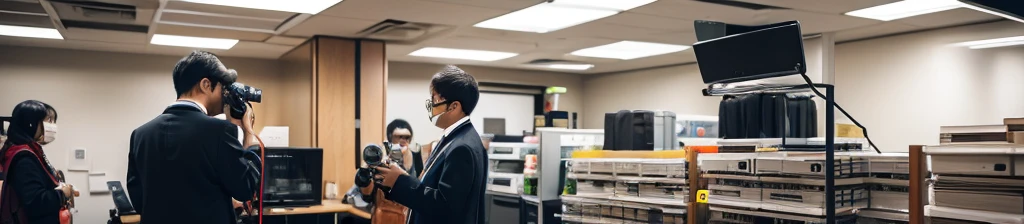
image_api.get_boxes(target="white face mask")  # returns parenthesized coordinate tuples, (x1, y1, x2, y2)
(40, 122, 57, 145)
(429, 111, 447, 128)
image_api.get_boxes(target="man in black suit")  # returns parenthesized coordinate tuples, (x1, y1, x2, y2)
(374, 65, 488, 224)
(127, 50, 261, 224)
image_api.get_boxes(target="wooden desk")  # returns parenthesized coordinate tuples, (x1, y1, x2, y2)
(120, 214, 140, 224)
(264, 200, 371, 219)
(119, 200, 370, 224)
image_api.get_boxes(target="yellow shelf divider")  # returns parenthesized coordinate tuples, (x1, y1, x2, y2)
(571, 150, 687, 159)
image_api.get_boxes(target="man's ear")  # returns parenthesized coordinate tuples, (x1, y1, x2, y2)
(448, 101, 461, 113)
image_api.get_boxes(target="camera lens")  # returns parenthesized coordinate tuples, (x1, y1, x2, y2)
(362, 144, 385, 166)
(230, 83, 263, 103)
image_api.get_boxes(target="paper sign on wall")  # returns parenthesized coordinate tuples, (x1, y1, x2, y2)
(68, 148, 89, 171)
(259, 126, 289, 147)
(88, 172, 109, 193)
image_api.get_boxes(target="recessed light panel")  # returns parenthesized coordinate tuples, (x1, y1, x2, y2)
(409, 47, 518, 61)
(956, 36, 1024, 49)
(845, 0, 963, 21)
(571, 41, 690, 60)
(474, 0, 656, 33)
(0, 25, 63, 40)
(545, 64, 595, 70)
(151, 34, 239, 50)
(181, 0, 343, 14)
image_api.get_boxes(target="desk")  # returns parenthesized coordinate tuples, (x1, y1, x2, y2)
(120, 214, 140, 224)
(118, 200, 370, 224)
(264, 200, 371, 219)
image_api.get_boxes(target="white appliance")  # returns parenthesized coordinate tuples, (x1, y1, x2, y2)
(487, 142, 537, 194)
(488, 143, 538, 160)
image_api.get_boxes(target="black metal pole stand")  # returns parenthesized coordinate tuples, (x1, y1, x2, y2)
(824, 86, 836, 223)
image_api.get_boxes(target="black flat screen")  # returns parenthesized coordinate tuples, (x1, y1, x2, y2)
(693, 22, 806, 84)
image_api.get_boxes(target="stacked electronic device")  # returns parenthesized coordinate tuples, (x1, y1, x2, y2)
(562, 158, 688, 224)
(925, 119, 1024, 223)
(699, 138, 914, 223)
(857, 154, 911, 224)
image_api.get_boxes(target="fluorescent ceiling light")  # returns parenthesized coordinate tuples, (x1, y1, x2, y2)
(409, 47, 517, 61)
(474, 0, 656, 33)
(0, 25, 62, 39)
(571, 41, 689, 60)
(845, 0, 963, 21)
(955, 36, 1024, 49)
(544, 64, 594, 70)
(181, 0, 342, 14)
(151, 34, 239, 50)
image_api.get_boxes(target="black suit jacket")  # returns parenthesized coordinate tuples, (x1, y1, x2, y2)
(126, 103, 261, 224)
(387, 121, 488, 224)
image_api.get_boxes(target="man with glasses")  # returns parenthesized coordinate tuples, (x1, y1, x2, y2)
(373, 65, 487, 224)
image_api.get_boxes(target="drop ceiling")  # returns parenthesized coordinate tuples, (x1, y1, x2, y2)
(0, 0, 1005, 74)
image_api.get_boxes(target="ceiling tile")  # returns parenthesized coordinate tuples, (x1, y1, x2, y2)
(417, 0, 538, 10)
(552, 22, 667, 42)
(163, 1, 294, 21)
(265, 36, 308, 45)
(630, 0, 764, 25)
(319, 0, 509, 26)
(734, 0, 899, 14)
(64, 28, 149, 44)
(284, 15, 380, 38)
(157, 23, 272, 42)
(755, 9, 881, 34)
(894, 8, 1001, 28)
(835, 22, 922, 42)
(600, 12, 695, 32)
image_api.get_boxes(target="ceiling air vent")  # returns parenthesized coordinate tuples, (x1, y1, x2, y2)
(50, 0, 137, 23)
(356, 19, 454, 45)
(695, 0, 788, 10)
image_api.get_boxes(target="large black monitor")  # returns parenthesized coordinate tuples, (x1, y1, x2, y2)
(693, 21, 807, 84)
(261, 147, 323, 207)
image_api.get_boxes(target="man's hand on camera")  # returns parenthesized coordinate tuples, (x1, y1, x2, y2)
(226, 104, 256, 134)
(373, 163, 407, 188)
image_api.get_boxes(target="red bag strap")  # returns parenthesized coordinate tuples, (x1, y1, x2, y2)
(2, 144, 60, 187)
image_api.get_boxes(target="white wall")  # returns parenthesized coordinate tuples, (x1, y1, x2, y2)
(835, 20, 1024, 151)
(582, 20, 1024, 152)
(0, 46, 284, 224)
(386, 61, 583, 144)
(581, 64, 721, 129)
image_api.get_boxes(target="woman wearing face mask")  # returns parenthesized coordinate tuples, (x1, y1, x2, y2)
(0, 100, 74, 224)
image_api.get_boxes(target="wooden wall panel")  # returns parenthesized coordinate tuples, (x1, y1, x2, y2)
(360, 40, 388, 149)
(315, 37, 358, 190)
(278, 40, 314, 147)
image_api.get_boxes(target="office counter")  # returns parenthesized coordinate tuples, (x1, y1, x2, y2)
(118, 200, 370, 224)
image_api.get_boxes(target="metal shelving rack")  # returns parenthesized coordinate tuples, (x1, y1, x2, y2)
(702, 82, 839, 223)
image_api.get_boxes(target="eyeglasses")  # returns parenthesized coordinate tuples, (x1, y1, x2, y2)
(392, 135, 412, 141)
(425, 98, 451, 112)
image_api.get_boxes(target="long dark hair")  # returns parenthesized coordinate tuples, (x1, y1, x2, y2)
(0, 100, 57, 161)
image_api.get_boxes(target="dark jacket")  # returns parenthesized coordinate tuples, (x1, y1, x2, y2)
(1, 143, 64, 224)
(387, 121, 487, 224)
(127, 103, 261, 224)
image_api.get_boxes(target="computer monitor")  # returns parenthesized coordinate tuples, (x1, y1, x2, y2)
(261, 147, 323, 207)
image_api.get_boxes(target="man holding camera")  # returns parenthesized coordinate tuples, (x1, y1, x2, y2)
(127, 50, 262, 224)
(373, 65, 488, 224)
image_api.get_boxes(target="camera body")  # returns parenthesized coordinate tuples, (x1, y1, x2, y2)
(362, 143, 403, 168)
(224, 82, 263, 119)
(359, 143, 405, 189)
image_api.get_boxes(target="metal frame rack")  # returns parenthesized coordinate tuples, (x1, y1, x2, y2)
(702, 82, 839, 223)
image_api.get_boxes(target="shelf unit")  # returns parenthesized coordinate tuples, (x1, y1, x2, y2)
(531, 128, 604, 224)
(696, 144, 908, 223)
(918, 144, 1024, 224)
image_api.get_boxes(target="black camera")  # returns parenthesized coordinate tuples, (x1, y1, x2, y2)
(224, 82, 262, 119)
(359, 143, 405, 188)
(362, 143, 403, 168)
